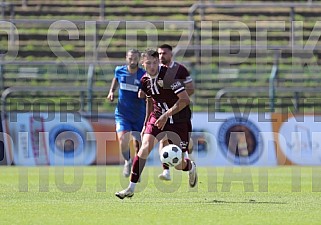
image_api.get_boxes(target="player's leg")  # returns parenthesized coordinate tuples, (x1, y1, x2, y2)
(116, 131, 133, 177)
(158, 138, 171, 181)
(131, 133, 158, 183)
(115, 134, 157, 199)
(131, 129, 143, 182)
(187, 120, 194, 159)
(132, 119, 144, 154)
(116, 117, 164, 199)
(171, 123, 198, 188)
(174, 152, 197, 187)
(116, 118, 133, 177)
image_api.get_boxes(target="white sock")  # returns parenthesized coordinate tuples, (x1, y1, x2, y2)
(190, 161, 195, 171)
(128, 181, 136, 191)
(163, 169, 170, 175)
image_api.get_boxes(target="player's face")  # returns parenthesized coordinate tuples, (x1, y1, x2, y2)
(126, 52, 140, 69)
(142, 55, 159, 76)
(158, 48, 172, 66)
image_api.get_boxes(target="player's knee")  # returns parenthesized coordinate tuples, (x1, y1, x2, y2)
(137, 141, 154, 159)
(137, 147, 149, 159)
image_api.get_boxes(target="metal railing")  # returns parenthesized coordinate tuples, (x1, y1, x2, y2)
(269, 54, 279, 112)
(6, 0, 106, 20)
(1, 86, 107, 118)
(1, 2, 321, 113)
(0, 2, 14, 20)
(185, 2, 321, 112)
(214, 86, 321, 112)
(189, 2, 321, 21)
(188, 1, 321, 64)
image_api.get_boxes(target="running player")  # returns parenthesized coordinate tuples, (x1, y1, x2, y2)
(157, 44, 195, 181)
(107, 49, 146, 177)
(115, 49, 197, 199)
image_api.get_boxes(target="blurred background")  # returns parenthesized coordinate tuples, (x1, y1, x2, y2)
(1, 0, 321, 166)
(1, 0, 321, 113)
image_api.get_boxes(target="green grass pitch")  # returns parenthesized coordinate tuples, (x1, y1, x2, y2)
(0, 166, 321, 225)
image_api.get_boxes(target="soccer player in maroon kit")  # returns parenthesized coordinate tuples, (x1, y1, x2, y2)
(157, 44, 195, 181)
(115, 49, 198, 199)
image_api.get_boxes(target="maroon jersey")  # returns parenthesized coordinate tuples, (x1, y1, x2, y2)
(140, 66, 191, 123)
(164, 61, 193, 85)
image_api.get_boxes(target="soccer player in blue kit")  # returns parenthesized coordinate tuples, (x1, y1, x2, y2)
(107, 49, 146, 177)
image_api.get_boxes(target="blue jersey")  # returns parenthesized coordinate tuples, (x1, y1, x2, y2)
(114, 65, 146, 124)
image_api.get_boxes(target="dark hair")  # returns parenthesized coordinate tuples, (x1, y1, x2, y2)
(158, 44, 172, 51)
(127, 49, 140, 56)
(141, 49, 159, 59)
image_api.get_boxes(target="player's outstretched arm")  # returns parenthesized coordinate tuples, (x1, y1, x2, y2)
(107, 77, 118, 102)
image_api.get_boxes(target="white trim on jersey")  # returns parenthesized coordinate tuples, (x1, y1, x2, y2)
(153, 78, 160, 94)
(149, 77, 155, 95)
(149, 77, 160, 95)
(184, 75, 193, 84)
(162, 102, 174, 124)
(174, 86, 185, 94)
(119, 83, 139, 92)
(147, 71, 160, 95)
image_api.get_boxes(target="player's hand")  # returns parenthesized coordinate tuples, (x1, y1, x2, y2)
(107, 92, 114, 102)
(138, 89, 146, 99)
(155, 113, 168, 130)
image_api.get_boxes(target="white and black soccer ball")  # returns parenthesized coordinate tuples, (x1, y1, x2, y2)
(160, 144, 183, 167)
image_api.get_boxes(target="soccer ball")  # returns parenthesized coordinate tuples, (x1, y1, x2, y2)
(160, 144, 183, 167)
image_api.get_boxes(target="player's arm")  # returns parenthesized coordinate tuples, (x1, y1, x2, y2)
(141, 95, 153, 135)
(184, 80, 195, 96)
(107, 77, 118, 102)
(155, 90, 190, 130)
(180, 64, 194, 96)
(138, 89, 146, 99)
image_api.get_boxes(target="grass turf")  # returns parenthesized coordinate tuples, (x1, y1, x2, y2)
(0, 166, 321, 225)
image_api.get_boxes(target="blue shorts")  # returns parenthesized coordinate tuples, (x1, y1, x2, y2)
(115, 116, 144, 139)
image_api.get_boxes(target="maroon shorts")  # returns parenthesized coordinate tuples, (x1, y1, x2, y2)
(144, 115, 191, 152)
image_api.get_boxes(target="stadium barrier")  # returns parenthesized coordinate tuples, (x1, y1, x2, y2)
(2, 112, 97, 165)
(189, 112, 277, 166)
(271, 113, 321, 165)
(1, 111, 321, 166)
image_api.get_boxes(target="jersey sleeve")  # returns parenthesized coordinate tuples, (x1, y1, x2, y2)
(114, 66, 122, 80)
(140, 76, 151, 98)
(137, 68, 145, 90)
(184, 75, 193, 84)
(178, 65, 192, 84)
(170, 80, 185, 95)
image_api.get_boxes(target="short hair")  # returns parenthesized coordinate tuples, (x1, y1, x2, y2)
(141, 49, 159, 59)
(127, 49, 140, 56)
(158, 44, 172, 51)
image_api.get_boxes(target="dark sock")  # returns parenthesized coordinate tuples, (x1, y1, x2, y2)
(162, 163, 169, 170)
(183, 158, 192, 171)
(121, 149, 131, 161)
(130, 155, 146, 183)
